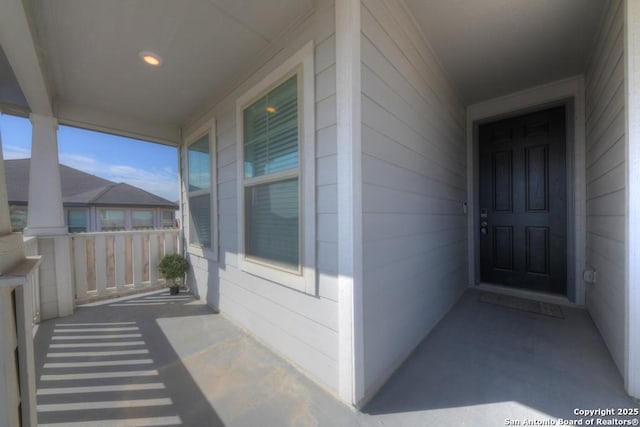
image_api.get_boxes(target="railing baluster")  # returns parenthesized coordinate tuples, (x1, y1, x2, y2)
(115, 234, 126, 292)
(106, 235, 115, 289)
(142, 234, 150, 283)
(73, 236, 88, 300)
(94, 235, 107, 297)
(69, 230, 179, 303)
(132, 233, 143, 289)
(125, 235, 133, 286)
(149, 233, 159, 285)
(85, 238, 96, 293)
(163, 232, 172, 256)
(176, 230, 182, 255)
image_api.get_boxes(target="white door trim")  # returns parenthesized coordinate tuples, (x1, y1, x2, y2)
(466, 75, 586, 305)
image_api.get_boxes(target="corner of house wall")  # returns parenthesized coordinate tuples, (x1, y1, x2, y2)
(336, 0, 365, 406)
(624, 0, 640, 399)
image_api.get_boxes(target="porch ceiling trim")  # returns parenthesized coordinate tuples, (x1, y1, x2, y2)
(56, 101, 181, 147)
(0, 0, 52, 116)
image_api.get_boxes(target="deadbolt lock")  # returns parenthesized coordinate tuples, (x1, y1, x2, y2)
(480, 208, 488, 235)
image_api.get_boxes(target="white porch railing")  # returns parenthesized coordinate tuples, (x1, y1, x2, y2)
(23, 236, 40, 324)
(70, 229, 181, 303)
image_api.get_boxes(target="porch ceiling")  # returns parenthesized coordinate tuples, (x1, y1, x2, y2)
(404, 0, 606, 105)
(1, 1, 607, 141)
(0, 47, 29, 114)
(4, 0, 313, 139)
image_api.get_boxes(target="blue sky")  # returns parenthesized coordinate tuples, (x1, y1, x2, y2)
(0, 114, 179, 201)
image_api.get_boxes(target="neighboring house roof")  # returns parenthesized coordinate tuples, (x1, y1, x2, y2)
(6, 158, 177, 209)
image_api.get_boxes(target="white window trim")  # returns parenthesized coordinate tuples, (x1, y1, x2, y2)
(236, 41, 316, 294)
(184, 119, 218, 260)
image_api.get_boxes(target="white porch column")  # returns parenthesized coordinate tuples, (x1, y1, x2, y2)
(24, 114, 74, 318)
(625, 0, 640, 400)
(336, 0, 365, 406)
(24, 114, 66, 236)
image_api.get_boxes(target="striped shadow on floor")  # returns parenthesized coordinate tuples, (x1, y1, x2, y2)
(108, 292, 194, 308)
(36, 321, 183, 426)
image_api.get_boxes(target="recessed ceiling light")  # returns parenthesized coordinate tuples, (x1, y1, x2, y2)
(139, 51, 162, 66)
(266, 106, 277, 114)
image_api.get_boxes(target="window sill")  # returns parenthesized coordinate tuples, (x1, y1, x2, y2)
(240, 256, 315, 295)
(187, 244, 217, 261)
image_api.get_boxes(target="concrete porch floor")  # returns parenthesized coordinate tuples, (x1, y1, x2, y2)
(33, 289, 639, 426)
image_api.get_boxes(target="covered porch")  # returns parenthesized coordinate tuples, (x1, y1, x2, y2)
(33, 289, 638, 426)
(2, 0, 640, 423)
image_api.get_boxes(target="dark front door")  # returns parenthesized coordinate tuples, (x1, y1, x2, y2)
(479, 107, 567, 294)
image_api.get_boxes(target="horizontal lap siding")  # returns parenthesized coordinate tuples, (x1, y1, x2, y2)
(184, 4, 340, 393)
(585, 0, 626, 374)
(219, 33, 339, 390)
(360, 0, 467, 394)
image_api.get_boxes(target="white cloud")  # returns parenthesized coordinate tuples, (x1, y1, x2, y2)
(59, 153, 178, 201)
(2, 144, 30, 160)
(58, 153, 100, 172)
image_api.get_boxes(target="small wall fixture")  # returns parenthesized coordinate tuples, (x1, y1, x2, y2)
(583, 269, 597, 284)
(139, 51, 162, 66)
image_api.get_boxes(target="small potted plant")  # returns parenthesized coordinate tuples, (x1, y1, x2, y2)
(158, 253, 189, 295)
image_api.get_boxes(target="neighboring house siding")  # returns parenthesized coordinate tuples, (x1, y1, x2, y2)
(5, 159, 177, 233)
(360, 0, 467, 394)
(182, 2, 340, 392)
(585, 0, 626, 374)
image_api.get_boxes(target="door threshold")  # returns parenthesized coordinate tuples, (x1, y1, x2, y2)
(475, 283, 580, 308)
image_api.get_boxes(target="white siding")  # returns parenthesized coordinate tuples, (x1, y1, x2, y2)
(37, 238, 59, 320)
(360, 0, 467, 395)
(585, 0, 626, 374)
(182, 3, 340, 393)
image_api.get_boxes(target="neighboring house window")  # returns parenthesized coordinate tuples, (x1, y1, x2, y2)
(132, 210, 154, 230)
(67, 209, 87, 233)
(161, 210, 175, 228)
(10, 206, 28, 232)
(187, 133, 214, 251)
(236, 41, 316, 293)
(99, 209, 125, 231)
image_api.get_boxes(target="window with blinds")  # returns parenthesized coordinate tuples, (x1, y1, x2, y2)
(187, 134, 212, 249)
(67, 209, 87, 233)
(236, 41, 315, 293)
(10, 206, 28, 232)
(242, 75, 300, 271)
(161, 210, 175, 228)
(132, 210, 153, 230)
(99, 209, 125, 231)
